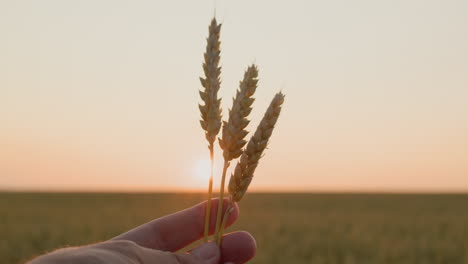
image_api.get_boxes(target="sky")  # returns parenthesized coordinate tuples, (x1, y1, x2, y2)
(1, 0, 467, 192)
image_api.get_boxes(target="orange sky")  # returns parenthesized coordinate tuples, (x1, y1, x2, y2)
(1, 0, 467, 192)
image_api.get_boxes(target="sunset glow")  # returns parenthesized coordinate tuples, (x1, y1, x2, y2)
(1, 0, 467, 192)
(194, 158, 211, 182)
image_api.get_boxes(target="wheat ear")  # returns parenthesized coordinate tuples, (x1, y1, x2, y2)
(213, 65, 259, 243)
(228, 92, 285, 202)
(219, 65, 259, 161)
(199, 18, 223, 242)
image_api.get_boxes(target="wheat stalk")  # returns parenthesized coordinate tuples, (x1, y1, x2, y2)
(214, 65, 259, 243)
(215, 92, 285, 245)
(228, 92, 285, 202)
(199, 18, 223, 242)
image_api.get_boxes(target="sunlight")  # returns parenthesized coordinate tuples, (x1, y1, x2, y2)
(194, 157, 212, 183)
(187, 152, 225, 191)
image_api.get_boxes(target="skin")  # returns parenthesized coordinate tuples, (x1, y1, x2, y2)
(28, 198, 256, 264)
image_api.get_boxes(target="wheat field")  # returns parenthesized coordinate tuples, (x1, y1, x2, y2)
(1, 192, 467, 264)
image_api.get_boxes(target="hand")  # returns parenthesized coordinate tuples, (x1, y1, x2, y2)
(28, 199, 256, 264)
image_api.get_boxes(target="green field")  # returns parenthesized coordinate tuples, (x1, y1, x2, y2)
(1, 192, 467, 264)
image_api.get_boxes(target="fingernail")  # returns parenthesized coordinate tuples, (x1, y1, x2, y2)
(192, 242, 219, 262)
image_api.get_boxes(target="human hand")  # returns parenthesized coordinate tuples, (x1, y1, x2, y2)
(28, 198, 256, 264)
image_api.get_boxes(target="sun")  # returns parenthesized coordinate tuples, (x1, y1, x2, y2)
(194, 158, 212, 182)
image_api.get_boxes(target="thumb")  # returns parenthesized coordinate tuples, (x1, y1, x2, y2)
(140, 242, 220, 264)
(190, 242, 220, 264)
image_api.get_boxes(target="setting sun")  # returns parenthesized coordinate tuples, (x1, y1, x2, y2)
(194, 158, 211, 183)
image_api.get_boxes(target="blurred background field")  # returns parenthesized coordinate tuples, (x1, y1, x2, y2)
(1, 192, 467, 264)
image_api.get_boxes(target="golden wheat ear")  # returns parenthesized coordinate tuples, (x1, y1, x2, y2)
(199, 18, 222, 152)
(219, 64, 259, 161)
(228, 92, 285, 202)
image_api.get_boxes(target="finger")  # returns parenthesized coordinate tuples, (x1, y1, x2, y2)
(112, 198, 239, 251)
(220, 231, 256, 264)
(189, 231, 256, 264)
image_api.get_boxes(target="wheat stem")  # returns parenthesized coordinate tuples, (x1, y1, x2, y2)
(203, 148, 215, 242)
(217, 201, 234, 245)
(214, 160, 230, 244)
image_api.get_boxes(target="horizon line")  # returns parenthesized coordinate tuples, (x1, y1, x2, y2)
(1, 188, 468, 195)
